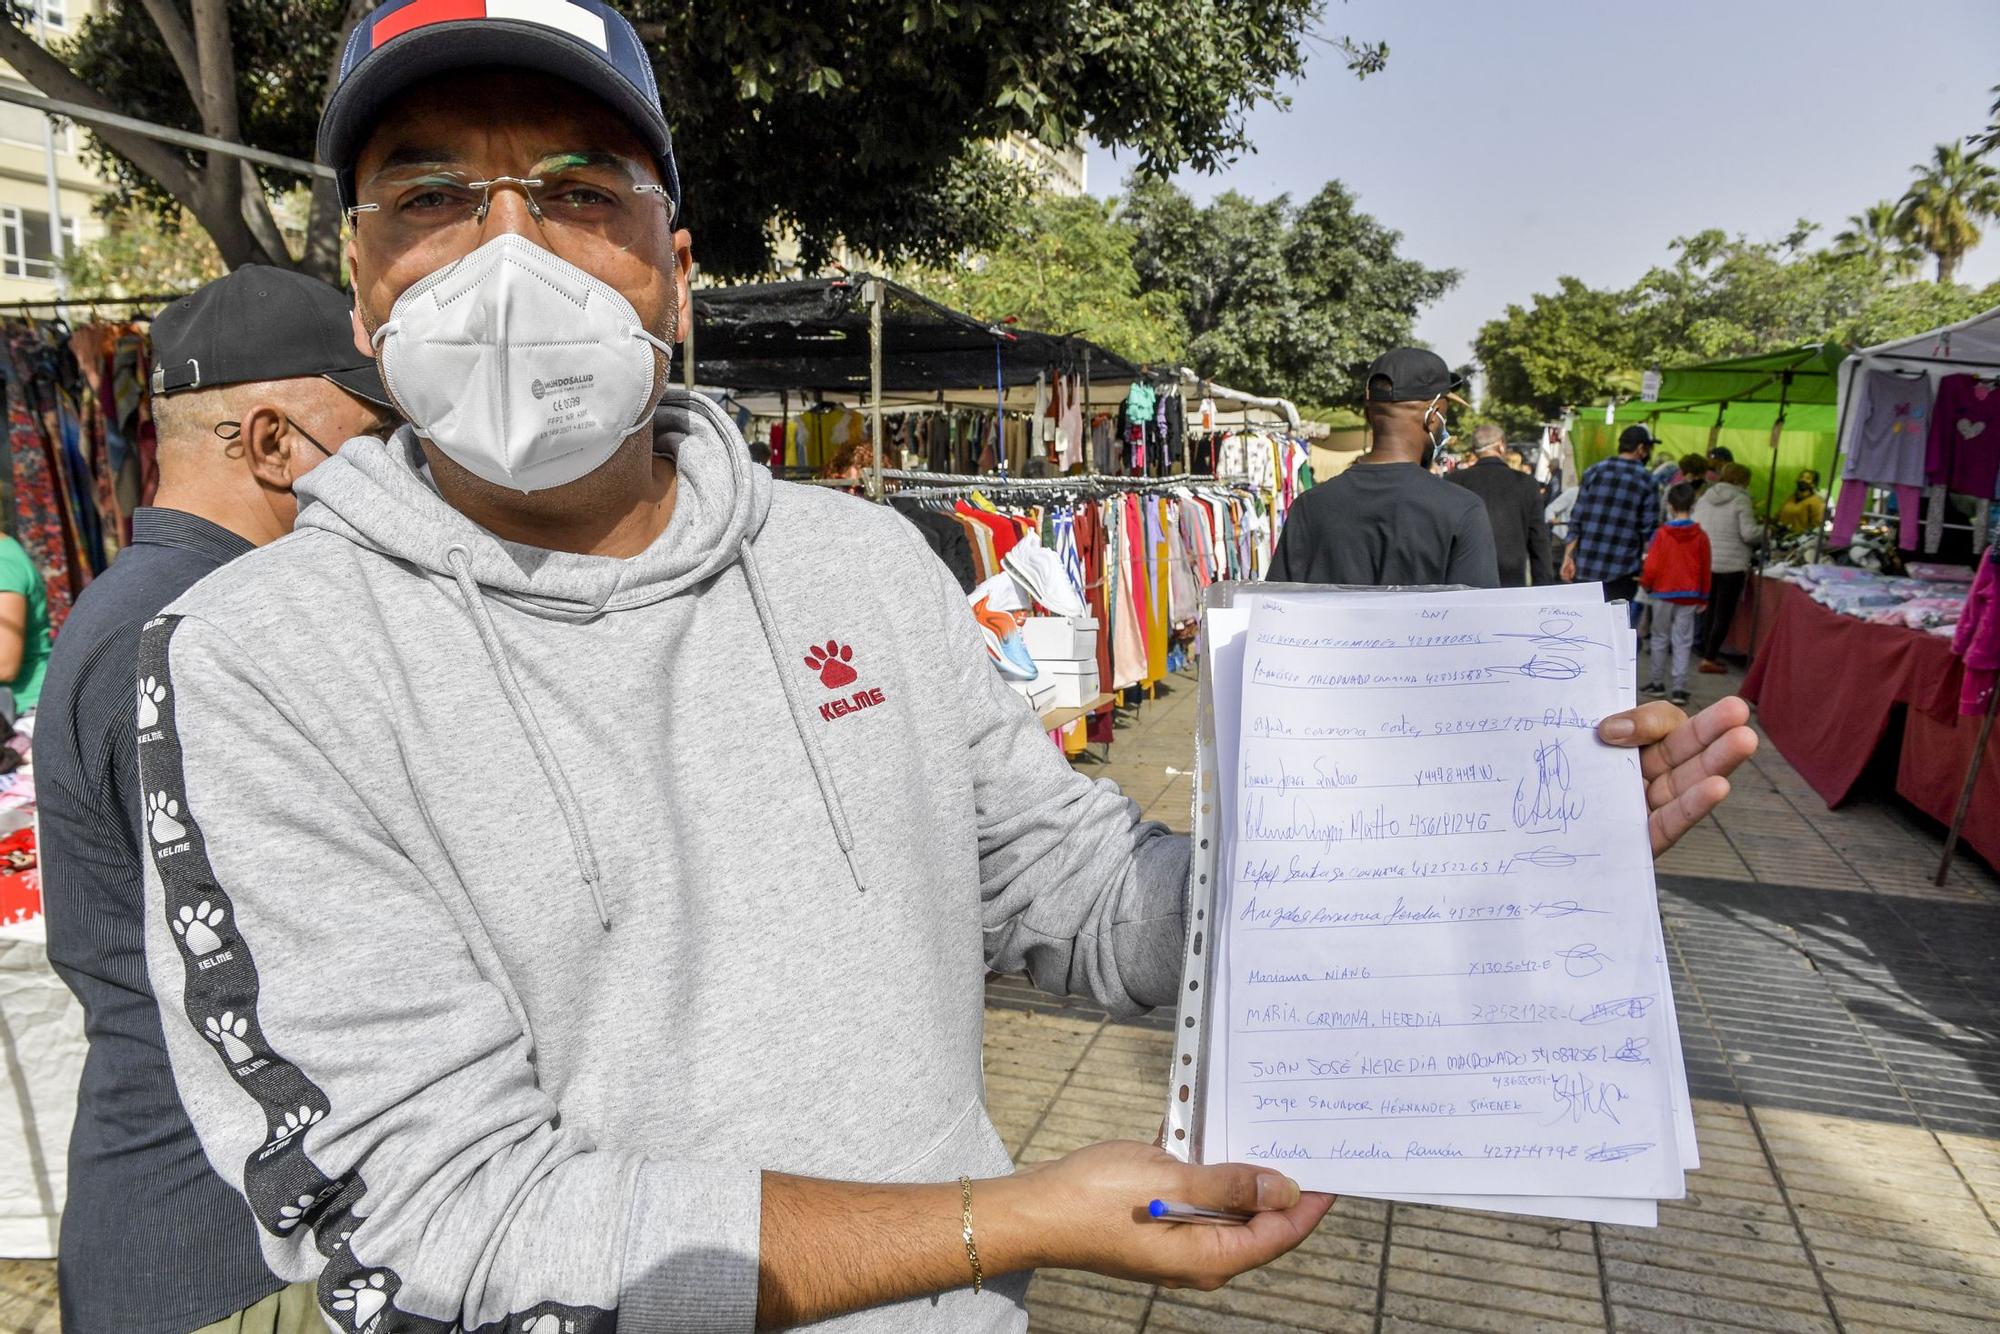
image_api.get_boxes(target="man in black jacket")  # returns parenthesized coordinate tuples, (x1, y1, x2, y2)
(1450, 423, 1552, 587)
(1267, 348, 1497, 587)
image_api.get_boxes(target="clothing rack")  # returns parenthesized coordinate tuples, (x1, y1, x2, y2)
(0, 294, 173, 315)
(877, 470, 1223, 493)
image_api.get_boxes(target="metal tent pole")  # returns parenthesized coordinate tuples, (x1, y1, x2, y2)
(682, 263, 698, 393)
(1745, 373, 1792, 664)
(1082, 346, 1093, 477)
(866, 277, 885, 502)
(0, 84, 331, 178)
(1935, 667, 2000, 886)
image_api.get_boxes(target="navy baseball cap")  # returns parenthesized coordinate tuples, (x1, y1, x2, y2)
(318, 0, 681, 222)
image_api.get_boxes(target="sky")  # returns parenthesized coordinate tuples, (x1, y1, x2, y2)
(1086, 0, 2000, 381)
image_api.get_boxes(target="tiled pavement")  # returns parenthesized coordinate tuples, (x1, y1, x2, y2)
(6, 662, 1999, 1333)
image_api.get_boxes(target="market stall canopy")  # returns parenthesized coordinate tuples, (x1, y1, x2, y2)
(1606, 344, 1846, 434)
(689, 274, 1141, 395)
(1576, 344, 1847, 514)
(1833, 301, 2000, 476)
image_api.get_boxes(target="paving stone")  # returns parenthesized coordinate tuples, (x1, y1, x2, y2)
(1379, 1289, 1604, 1333)
(1382, 1262, 1603, 1325)
(1604, 1279, 1839, 1333)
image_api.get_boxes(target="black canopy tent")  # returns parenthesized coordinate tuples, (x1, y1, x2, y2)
(686, 273, 1148, 499)
(688, 274, 1141, 395)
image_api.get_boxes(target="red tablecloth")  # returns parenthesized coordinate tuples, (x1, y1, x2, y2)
(1741, 577, 1999, 868)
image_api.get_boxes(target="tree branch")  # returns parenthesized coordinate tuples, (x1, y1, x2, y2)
(0, 20, 198, 207)
(133, 0, 203, 102)
(303, 0, 380, 283)
(187, 0, 243, 250)
(322, 0, 377, 109)
(237, 160, 293, 266)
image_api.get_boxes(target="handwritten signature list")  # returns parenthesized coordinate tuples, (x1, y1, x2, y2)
(1213, 595, 1689, 1205)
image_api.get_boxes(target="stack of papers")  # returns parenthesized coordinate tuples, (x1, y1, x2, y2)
(1172, 586, 1695, 1226)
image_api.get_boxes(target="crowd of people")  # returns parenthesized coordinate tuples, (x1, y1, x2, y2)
(1264, 361, 1835, 711)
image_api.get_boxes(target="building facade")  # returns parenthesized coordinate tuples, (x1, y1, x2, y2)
(999, 133, 1087, 198)
(0, 0, 109, 303)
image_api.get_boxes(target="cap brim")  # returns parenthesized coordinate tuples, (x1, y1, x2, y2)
(325, 364, 392, 410)
(318, 21, 675, 208)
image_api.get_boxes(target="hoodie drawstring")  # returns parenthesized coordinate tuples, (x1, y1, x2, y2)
(446, 544, 612, 927)
(740, 543, 868, 892)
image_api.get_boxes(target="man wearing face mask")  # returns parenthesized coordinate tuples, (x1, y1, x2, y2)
(38, 267, 394, 1334)
(131, 5, 1757, 1331)
(1268, 348, 1499, 586)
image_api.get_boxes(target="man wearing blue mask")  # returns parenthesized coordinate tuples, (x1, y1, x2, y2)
(1269, 348, 1500, 587)
(134, 4, 1758, 1330)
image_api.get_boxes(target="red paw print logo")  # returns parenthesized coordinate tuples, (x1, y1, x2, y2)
(804, 641, 859, 690)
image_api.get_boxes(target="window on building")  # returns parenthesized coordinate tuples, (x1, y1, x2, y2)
(0, 206, 82, 281)
(32, 2, 66, 31)
(0, 83, 71, 152)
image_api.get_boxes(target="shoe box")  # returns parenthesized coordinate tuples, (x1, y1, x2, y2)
(1036, 660, 1101, 709)
(1006, 676, 1060, 715)
(1021, 617, 1101, 708)
(1021, 616, 1099, 662)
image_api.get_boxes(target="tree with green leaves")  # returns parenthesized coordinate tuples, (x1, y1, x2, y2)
(1472, 277, 1638, 437)
(0, 0, 368, 282)
(1896, 142, 2000, 284)
(59, 207, 226, 295)
(909, 195, 1186, 367)
(1474, 226, 2000, 431)
(1122, 175, 1458, 406)
(1, 0, 1381, 285)
(1832, 201, 1922, 280)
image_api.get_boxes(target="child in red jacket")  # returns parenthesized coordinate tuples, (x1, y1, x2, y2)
(1641, 482, 1712, 706)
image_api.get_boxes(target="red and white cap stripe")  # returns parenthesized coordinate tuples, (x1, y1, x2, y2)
(372, 0, 609, 52)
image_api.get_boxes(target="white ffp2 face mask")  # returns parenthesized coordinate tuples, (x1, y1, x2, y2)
(372, 234, 676, 493)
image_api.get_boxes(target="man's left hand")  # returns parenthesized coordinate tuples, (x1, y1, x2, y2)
(1596, 697, 1757, 857)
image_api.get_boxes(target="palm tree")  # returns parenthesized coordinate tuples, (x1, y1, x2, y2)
(1896, 143, 2000, 284)
(1832, 200, 1922, 279)
(1970, 84, 2000, 159)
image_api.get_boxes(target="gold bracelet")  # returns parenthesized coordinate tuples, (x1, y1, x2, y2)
(959, 1174, 984, 1294)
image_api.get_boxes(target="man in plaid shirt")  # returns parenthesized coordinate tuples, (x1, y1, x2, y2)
(1563, 425, 1662, 614)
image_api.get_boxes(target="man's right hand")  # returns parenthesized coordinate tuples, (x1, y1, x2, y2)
(987, 1140, 1334, 1290)
(1561, 553, 1578, 582)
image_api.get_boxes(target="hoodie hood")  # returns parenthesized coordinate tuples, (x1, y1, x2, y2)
(1695, 481, 1747, 510)
(297, 388, 772, 622)
(291, 388, 867, 922)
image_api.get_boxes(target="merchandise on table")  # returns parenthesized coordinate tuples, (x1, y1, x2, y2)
(1762, 561, 1972, 634)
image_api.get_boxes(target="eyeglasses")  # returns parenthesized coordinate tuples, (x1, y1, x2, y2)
(345, 155, 673, 265)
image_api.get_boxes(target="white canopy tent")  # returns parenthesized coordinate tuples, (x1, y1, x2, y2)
(1832, 302, 2000, 485)
(1831, 305, 2000, 887)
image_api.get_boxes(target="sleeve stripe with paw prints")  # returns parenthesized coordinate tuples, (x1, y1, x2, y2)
(138, 615, 611, 1334)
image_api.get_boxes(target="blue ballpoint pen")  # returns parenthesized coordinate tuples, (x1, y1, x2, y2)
(1147, 1199, 1254, 1225)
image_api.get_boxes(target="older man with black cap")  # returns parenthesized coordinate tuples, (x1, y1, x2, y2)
(1268, 347, 1499, 586)
(37, 266, 395, 1334)
(130, 8, 1757, 1332)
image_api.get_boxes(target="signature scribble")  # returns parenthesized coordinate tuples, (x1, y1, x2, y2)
(1556, 943, 1611, 978)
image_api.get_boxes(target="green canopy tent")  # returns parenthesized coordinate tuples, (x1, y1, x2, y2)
(1571, 343, 1847, 518)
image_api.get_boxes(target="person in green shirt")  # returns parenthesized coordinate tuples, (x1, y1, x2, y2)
(0, 533, 52, 712)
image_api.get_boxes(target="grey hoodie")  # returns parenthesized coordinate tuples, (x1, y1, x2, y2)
(135, 391, 1189, 1332)
(1691, 481, 1761, 574)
